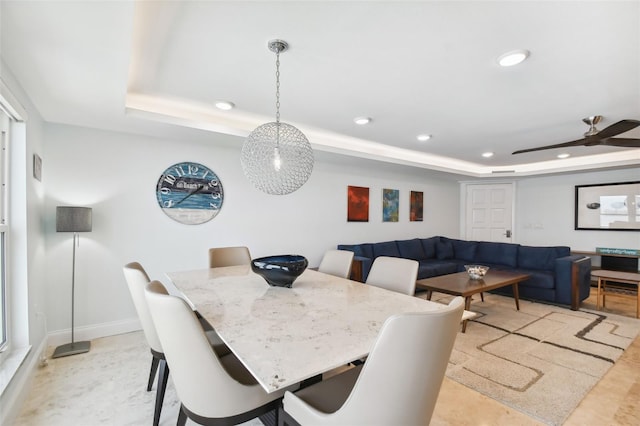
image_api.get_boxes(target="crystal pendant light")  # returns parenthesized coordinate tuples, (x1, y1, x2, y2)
(241, 40, 314, 195)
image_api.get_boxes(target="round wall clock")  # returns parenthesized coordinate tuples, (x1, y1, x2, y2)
(156, 162, 224, 225)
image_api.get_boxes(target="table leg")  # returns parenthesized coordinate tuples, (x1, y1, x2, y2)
(480, 292, 484, 302)
(636, 285, 639, 319)
(426, 290, 432, 301)
(596, 278, 602, 311)
(602, 280, 606, 308)
(461, 297, 472, 333)
(512, 283, 520, 311)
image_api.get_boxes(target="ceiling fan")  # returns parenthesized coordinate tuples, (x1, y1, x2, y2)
(512, 116, 640, 155)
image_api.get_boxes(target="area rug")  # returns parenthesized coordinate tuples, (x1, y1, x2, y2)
(423, 293, 640, 425)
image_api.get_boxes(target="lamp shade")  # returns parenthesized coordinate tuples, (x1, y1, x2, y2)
(56, 206, 92, 232)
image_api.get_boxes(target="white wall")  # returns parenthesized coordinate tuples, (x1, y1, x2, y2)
(515, 167, 640, 251)
(43, 123, 461, 337)
(0, 61, 48, 424)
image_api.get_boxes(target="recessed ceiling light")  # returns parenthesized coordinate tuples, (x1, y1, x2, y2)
(354, 117, 372, 125)
(557, 153, 570, 159)
(482, 152, 494, 158)
(497, 49, 530, 67)
(417, 134, 432, 142)
(215, 101, 235, 110)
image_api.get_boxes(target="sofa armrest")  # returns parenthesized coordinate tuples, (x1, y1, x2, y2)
(555, 255, 591, 309)
(351, 256, 372, 282)
(571, 256, 591, 310)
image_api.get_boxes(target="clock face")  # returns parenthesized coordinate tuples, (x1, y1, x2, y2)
(156, 162, 224, 225)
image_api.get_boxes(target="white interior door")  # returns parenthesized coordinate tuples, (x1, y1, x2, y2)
(465, 183, 514, 242)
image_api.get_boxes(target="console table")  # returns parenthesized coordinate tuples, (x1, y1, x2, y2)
(572, 250, 640, 273)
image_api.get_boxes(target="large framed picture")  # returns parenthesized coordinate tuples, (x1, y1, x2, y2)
(347, 185, 369, 222)
(575, 181, 640, 231)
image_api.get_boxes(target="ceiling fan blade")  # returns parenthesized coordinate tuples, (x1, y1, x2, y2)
(595, 119, 640, 139)
(601, 138, 640, 148)
(512, 138, 588, 155)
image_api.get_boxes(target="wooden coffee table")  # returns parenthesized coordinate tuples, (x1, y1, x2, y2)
(416, 270, 530, 332)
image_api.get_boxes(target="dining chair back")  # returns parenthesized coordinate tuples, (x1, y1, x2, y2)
(365, 256, 419, 295)
(281, 296, 464, 426)
(144, 280, 290, 425)
(208, 246, 252, 268)
(318, 249, 355, 279)
(122, 262, 168, 426)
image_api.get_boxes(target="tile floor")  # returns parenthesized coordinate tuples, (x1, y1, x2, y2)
(12, 290, 640, 425)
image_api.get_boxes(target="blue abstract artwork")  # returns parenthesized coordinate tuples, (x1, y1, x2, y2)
(383, 189, 399, 222)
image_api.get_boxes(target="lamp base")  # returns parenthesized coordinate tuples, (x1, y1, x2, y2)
(51, 341, 91, 358)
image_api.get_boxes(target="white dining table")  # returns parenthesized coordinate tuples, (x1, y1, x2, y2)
(165, 265, 474, 394)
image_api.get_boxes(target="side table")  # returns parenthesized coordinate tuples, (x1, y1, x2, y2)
(592, 269, 640, 319)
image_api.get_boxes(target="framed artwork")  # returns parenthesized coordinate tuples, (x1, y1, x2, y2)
(382, 188, 399, 222)
(575, 181, 639, 231)
(347, 185, 369, 222)
(33, 153, 42, 181)
(410, 191, 423, 221)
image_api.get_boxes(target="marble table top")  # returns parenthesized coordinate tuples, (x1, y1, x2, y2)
(166, 266, 473, 393)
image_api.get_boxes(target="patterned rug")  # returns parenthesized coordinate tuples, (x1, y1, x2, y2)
(424, 293, 640, 425)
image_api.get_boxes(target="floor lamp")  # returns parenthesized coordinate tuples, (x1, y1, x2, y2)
(53, 206, 92, 358)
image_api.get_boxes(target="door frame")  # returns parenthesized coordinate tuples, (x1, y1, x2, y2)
(459, 180, 517, 242)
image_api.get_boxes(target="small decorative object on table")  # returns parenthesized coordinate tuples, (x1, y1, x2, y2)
(251, 255, 308, 288)
(465, 264, 489, 280)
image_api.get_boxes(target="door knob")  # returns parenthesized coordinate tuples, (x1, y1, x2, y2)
(505, 230, 512, 238)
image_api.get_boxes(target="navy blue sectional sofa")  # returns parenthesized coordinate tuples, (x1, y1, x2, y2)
(338, 236, 591, 309)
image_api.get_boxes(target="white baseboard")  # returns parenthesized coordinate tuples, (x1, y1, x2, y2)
(46, 317, 141, 347)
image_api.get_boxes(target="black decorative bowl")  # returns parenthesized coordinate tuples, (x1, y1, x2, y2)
(251, 255, 309, 288)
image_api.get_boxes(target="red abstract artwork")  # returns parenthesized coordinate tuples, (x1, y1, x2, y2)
(410, 191, 423, 221)
(347, 186, 369, 222)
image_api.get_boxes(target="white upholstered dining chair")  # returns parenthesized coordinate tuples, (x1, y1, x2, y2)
(145, 280, 294, 426)
(317, 249, 355, 279)
(123, 262, 231, 426)
(208, 246, 252, 268)
(279, 296, 464, 426)
(122, 262, 170, 426)
(365, 256, 419, 295)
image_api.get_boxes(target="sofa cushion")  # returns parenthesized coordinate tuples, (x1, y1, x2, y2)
(372, 241, 400, 259)
(518, 245, 571, 271)
(396, 239, 426, 261)
(436, 239, 454, 260)
(337, 243, 373, 259)
(451, 239, 477, 262)
(475, 242, 518, 267)
(513, 269, 556, 289)
(417, 260, 458, 279)
(420, 237, 438, 259)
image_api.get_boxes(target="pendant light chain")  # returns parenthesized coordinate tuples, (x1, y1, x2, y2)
(275, 49, 281, 125)
(275, 48, 281, 147)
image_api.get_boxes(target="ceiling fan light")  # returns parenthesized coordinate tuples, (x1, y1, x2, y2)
(417, 134, 432, 142)
(482, 152, 494, 158)
(497, 49, 530, 67)
(557, 153, 570, 159)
